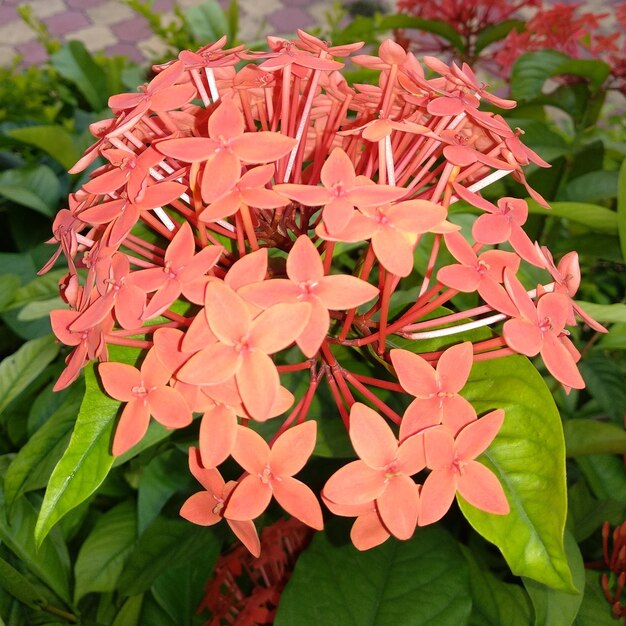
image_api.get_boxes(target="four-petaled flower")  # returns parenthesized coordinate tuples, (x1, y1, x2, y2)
(419, 410, 509, 525)
(225, 421, 324, 530)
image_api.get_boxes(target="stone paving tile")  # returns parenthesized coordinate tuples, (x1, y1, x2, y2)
(26, 0, 67, 18)
(45, 10, 91, 36)
(87, 1, 135, 27)
(70, 24, 118, 52)
(0, 19, 37, 47)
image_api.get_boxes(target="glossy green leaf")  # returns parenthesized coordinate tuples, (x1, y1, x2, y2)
(553, 58, 611, 92)
(151, 547, 219, 626)
(0, 275, 20, 310)
(185, 0, 228, 42)
(526, 200, 618, 234)
(4, 386, 82, 509)
(511, 51, 570, 101)
(568, 481, 626, 542)
(0, 165, 61, 217)
(275, 527, 472, 626)
(573, 571, 617, 625)
(35, 353, 130, 544)
(459, 356, 573, 591)
(117, 518, 221, 596)
(0, 336, 59, 416)
(6, 126, 81, 171)
(576, 455, 626, 504)
(8, 271, 66, 312)
(461, 546, 532, 626)
(522, 531, 584, 626)
(562, 171, 618, 203)
(579, 353, 626, 422)
(564, 419, 626, 457)
(138, 450, 189, 534)
(618, 159, 626, 263)
(111, 595, 144, 626)
(0, 489, 70, 604)
(50, 41, 109, 111)
(475, 20, 524, 55)
(596, 322, 626, 350)
(574, 302, 626, 324)
(74, 501, 137, 602)
(0, 555, 47, 610)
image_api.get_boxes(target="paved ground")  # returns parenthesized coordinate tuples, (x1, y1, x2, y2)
(0, 0, 340, 67)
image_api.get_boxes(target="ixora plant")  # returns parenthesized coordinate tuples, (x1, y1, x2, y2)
(41, 29, 606, 611)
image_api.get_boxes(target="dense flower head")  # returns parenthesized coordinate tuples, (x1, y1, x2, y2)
(45, 31, 601, 555)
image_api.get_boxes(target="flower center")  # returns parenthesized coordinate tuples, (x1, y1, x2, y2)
(539, 316, 552, 333)
(259, 465, 273, 484)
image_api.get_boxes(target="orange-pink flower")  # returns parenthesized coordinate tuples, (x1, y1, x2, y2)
(419, 410, 509, 525)
(225, 421, 323, 530)
(99, 349, 192, 455)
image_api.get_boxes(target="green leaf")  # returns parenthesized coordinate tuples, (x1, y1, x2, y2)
(526, 200, 618, 233)
(573, 571, 617, 625)
(6, 126, 81, 171)
(0, 336, 59, 416)
(511, 51, 570, 101)
(562, 171, 618, 203)
(458, 356, 573, 591)
(0, 275, 20, 310)
(597, 323, 626, 350)
(111, 595, 144, 626)
(579, 353, 626, 422)
(117, 518, 221, 596)
(377, 15, 465, 51)
(576, 454, 626, 504)
(151, 547, 220, 626)
(185, 1, 228, 42)
(574, 302, 626, 324)
(461, 546, 532, 626)
(35, 363, 119, 544)
(568, 481, 626, 542)
(0, 555, 47, 610)
(522, 531, 585, 626)
(50, 41, 109, 111)
(0, 165, 61, 216)
(4, 387, 82, 509)
(618, 159, 626, 263)
(475, 20, 524, 55)
(8, 271, 67, 312)
(553, 59, 611, 92)
(225, 0, 239, 41)
(564, 419, 626, 457)
(74, 501, 137, 602)
(0, 490, 70, 604)
(275, 527, 472, 626)
(138, 450, 189, 534)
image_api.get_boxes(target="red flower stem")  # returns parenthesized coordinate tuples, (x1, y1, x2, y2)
(141, 210, 175, 241)
(324, 365, 349, 428)
(418, 234, 441, 297)
(239, 90, 257, 131)
(377, 272, 395, 354)
(155, 111, 178, 135)
(378, 138, 387, 184)
(381, 64, 398, 116)
(206, 221, 237, 240)
(161, 308, 189, 324)
(105, 335, 152, 349)
(322, 241, 335, 275)
(125, 233, 165, 256)
(124, 254, 157, 269)
(109, 321, 180, 336)
(350, 372, 405, 392)
(234, 212, 247, 257)
(471, 347, 515, 361)
(277, 362, 311, 373)
(295, 371, 322, 425)
(239, 204, 259, 250)
(333, 367, 355, 408)
(344, 372, 401, 425)
(338, 244, 376, 340)
(279, 65, 292, 136)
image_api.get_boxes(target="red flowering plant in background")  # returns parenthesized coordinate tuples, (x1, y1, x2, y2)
(43, 30, 604, 558)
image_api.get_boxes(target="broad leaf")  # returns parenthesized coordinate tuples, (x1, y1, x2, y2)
(575, 302, 626, 324)
(526, 200, 618, 234)
(522, 531, 585, 626)
(562, 171, 618, 203)
(138, 450, 190, 534)
(576, 454, 626, 504)
(51, 41, 109, 112)
(74, 501, 137, 602)
(0, 555, 47, 610)
(573, 571, 617, 625)
(111, 595, 144, 626)
(4, 386, 82, 509)
(0, 336, 59, 416)
(618, 159, 626, 263)
(564, 419, 626, 457)
(185, 1, 228, 42)
(0, 489, 70, 604)
(579, 353, 626, 422)
(275, 527, 472, 626)
(0, 275, 20, 310)
(459, 356, 573, 591)
(117, 518, 221, 596)
(511, 51, 570, 101)
(461, 546, 532, 626)
(475, 20, 524, 55)
(0, 165, 61, 217)
(6, 126, 81, 171)
(568, 481, 626, 542)
(35, 347, 140, 544)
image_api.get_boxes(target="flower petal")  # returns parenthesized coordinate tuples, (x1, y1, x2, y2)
(180, 491, 221, 526)
(315, 275, 379, 310)
(437, 342, 473, 393)
(200, 403, 238, 468)
(232, 132, 296, 163)
(350, 403, 398, 468)
(323, 460, 386, 505)
(112, 399, 151, 456)
(248, 302, 311, 354)
(390, 349, 438, 397)
(99, 362, 140, 401)
(456, 409, 504, 460)
(270, 420, 316, 477)
(227, 519, 261, 557)
(205, 281, 251, 344)
(541, 331, 585, 389)
(236, 350, 279, 421)
(231, 424, 269, 474)
(148, 386, 192, 428)
(224, 474, 272, 521)
(376, 474, 419, 540)
(273, 475, 324, 530)
(418, 467, 456, 526)
(351, 510, 391, 551)
(457, 461, 509, 515)
(287, 235, 324, 283)
(177, 342, 240, 385)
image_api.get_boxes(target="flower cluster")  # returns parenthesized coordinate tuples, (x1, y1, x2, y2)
(45, 32, 602, 554)
(397, 0, 626, 94)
